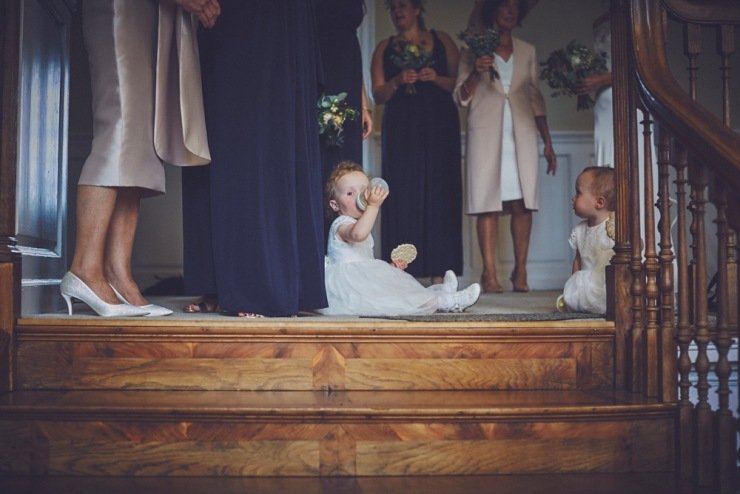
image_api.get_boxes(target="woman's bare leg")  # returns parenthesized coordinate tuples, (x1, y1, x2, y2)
(509, 199, 531, 291)
(476, 212, 503, 293)
(69, 185, 120, 304)
(104, 187, 148, 305)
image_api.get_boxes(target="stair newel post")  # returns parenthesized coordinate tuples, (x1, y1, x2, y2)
(0, 0, 21, 394)
(688, 163, 713, 487)
(682, 21, 701, 335)
(717, 23, 737, 331)
(640, 109, 659, 399)
(655, 125, 676, 404)
(610, 0, 636, 391)
(711, 180, 736, 494)
(673, 142, 694, 479)
(717, 22, 739, 476)
(628, 77, 645, 395)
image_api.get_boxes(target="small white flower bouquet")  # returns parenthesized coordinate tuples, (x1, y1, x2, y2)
(317, 92, 358, 147)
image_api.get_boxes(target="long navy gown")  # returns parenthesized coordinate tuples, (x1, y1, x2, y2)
(315, 0, 365, 174)
(380, 31, 463, 279)
(182, 0, 327, 316)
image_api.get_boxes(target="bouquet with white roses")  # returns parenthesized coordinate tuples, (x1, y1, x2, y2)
(539, 40, 608, 111)
(317, 92, 358, 147)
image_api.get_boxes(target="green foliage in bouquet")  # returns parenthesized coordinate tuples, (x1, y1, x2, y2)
(458, 27, 501, 80)
(318, 92, 358, 147)
(539, 40, 608, 111)
(390, 41, 435, 94)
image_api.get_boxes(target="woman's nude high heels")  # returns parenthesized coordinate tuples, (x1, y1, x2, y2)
(60, 272, 149, 317)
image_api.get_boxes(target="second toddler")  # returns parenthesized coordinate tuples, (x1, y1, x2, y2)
(319, 162, 480, 316)
(560, 166, 616, 314)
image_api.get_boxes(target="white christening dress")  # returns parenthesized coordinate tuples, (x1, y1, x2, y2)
(563, 218, 615, 314)
(319, 215, 439, 316)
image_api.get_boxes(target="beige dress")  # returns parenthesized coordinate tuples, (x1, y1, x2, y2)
(454, 37, 546, 213)
(80, 0, 209, 195)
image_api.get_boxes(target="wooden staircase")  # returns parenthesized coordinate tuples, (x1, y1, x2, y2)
(0, 316, 676, 477)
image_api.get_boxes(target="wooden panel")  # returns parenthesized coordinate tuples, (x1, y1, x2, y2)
(355, 433, 671, 475)
(0, 472, 690, 494)
(0, 420, 33, 474)
(0, 262, 19, 392)
(15, 336, 614, 392)
(345, 358, 576, 390)
(48, 440, 319, 476)
(0, 415, 674, 477)
(63, 358, 314, 390)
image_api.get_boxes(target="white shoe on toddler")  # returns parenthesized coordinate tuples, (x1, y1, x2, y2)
(442, 270, 458, 293)
(426, 270, 459, 294)
(438, 283, 481, 313)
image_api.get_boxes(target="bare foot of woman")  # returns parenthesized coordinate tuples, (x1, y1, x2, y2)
(183, 294, 219, 313)
(510, 267, 529, 292)
(480, 272, 503, 293)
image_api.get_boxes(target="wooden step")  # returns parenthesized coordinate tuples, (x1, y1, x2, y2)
(14, 317, 615, 392)
(0, 389, 675, 477)
(0, 472, 691, 494)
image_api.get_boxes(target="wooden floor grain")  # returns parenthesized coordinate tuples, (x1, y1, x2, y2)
(0, 473, 699, 494)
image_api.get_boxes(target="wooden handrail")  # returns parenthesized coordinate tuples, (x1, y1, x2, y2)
(631, 0, 740, 191)
(662, 0, 740, 23)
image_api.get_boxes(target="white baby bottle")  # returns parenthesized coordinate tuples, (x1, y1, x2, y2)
(356, 177, 389, 211)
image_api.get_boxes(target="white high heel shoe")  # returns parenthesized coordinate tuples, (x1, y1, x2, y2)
(109, 284, 173, 317)
(60, 272, 149, 317)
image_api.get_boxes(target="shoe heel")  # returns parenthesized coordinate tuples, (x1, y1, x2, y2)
(61, 293, 73, 315)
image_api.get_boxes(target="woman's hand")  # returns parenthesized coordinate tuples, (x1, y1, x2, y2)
(175, 0, 221, 28)
(397, 69, 420, 86)
(418, 67, 438, 82)
(361, 108, 373, 139)
(474, 55, 493, 74)
(544, 142, 557, 175)
(575, 72, 612, 95)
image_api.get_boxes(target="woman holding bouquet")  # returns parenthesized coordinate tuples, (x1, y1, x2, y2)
(370, 0, 463, 285)
(315, 0, 373, 174)
(454, 0, 557, 293)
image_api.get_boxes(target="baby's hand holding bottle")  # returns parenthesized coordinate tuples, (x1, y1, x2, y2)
(356, 177, 389, 211)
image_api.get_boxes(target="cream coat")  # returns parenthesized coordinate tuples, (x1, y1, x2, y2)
(454, 37, 546, 213)
(80, 1, 209, 195)
(155, 2, 210, 167)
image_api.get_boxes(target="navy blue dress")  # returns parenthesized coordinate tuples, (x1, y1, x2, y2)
(182, 0, 327, 316)
(315, 0, 365, 174)
(380, 31, 463, 279)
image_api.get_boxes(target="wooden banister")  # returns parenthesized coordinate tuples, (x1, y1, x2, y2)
(627, 1, 739, 490)
(663, 0, 740, 23)
(631, 0, 740, 190)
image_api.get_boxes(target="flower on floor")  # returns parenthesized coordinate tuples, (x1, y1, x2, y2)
(318, 92, 358, 147)
(539, 40, 608, 111)
(390, 41, 435, 94)
(458, 27, 501, 81)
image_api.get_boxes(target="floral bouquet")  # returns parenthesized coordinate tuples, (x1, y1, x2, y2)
(390, 41, 435, 94)
(458, 27, 501, 80)
(317, 92, 358, 147)
(539, 40, 608, 111)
